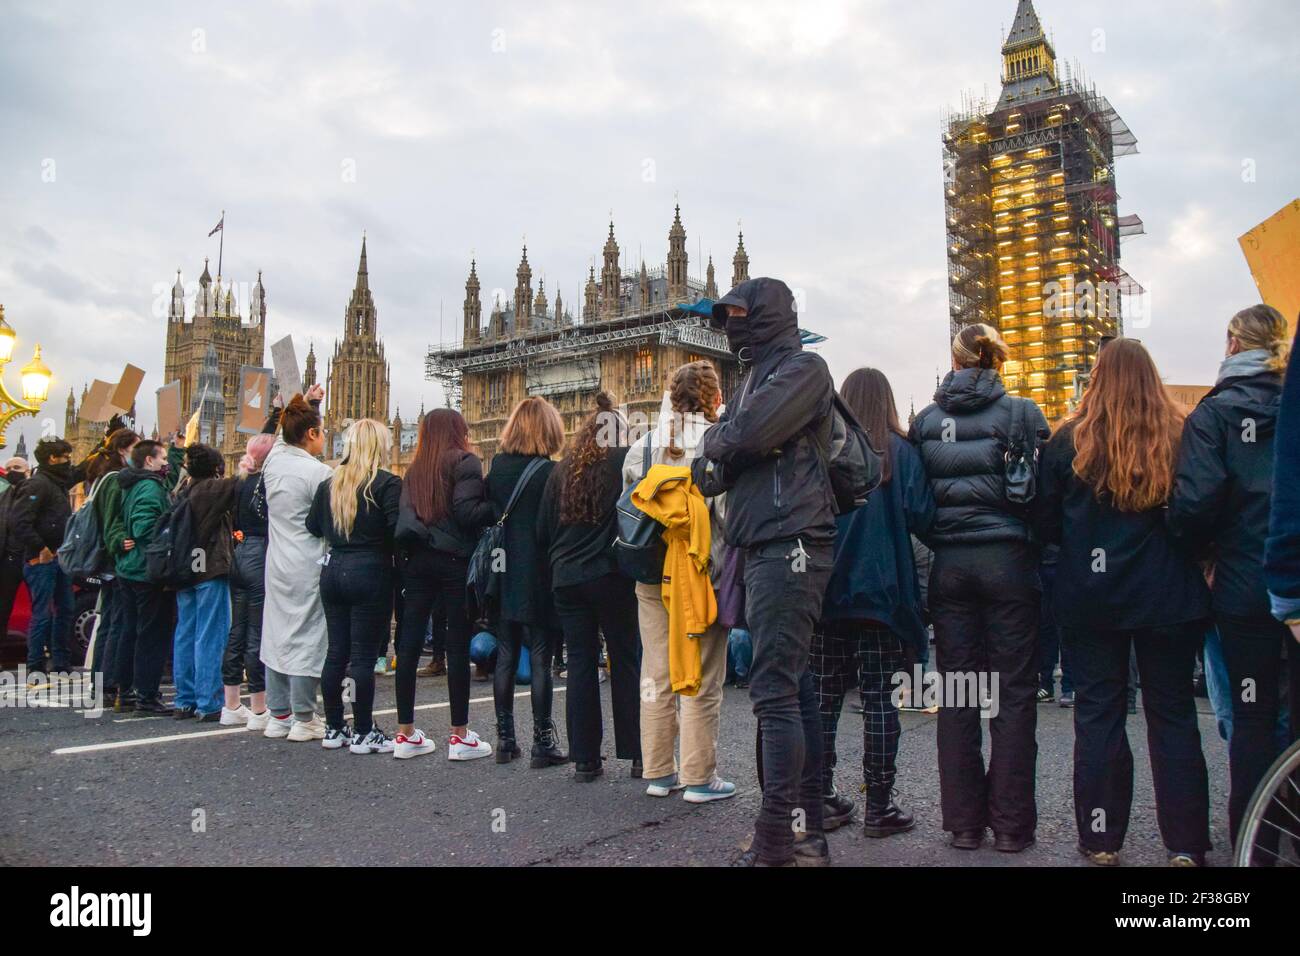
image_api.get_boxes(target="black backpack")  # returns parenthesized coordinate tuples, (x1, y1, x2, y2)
(807, 394, 883, 514)
(145, 491, 201, 589)
(612, 432, 668, 585)
(466, 457, 546, 620)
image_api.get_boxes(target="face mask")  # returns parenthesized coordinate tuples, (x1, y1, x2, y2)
(42, 460, 72, 481)
(725, 315, 752, 357)
(157, 463, 171, 479)
(6, 473, 26, 488)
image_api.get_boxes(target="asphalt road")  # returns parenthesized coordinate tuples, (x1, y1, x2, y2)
(0, 663, 1233, 867)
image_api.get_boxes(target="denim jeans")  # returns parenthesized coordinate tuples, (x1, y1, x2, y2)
(1203, 625, 1290, 748)
(744, 538, 832, 864)
(727, 628, 753, 682)
(174, 578, 231, 715)
(23, 561, 75, 672)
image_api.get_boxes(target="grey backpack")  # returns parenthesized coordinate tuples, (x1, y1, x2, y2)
(57, 473, 109, 580)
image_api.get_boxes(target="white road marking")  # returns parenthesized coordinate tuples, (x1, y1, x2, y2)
(52, 688, 566, 755)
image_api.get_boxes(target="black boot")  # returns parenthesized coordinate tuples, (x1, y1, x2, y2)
(822, 784, 856, 831)
(495, 711, 521, 764)
(530, 718, 568, 768)
(793, 831, 831, 867)
(863, 785, 915, 838)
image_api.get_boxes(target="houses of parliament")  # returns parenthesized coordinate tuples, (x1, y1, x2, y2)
(56, 205, 752, 473)
(428, 206, 751, 461)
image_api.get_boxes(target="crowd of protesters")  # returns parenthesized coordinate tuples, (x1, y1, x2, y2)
(1, 277, 1297, 868)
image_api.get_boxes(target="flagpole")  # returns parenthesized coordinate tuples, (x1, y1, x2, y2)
(217, 209, 225, 278)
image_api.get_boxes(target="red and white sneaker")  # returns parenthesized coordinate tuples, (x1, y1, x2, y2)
(393, 729, 437, 760)
(448, 729, 494, 761)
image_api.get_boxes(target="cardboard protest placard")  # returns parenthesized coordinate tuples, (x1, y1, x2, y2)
(1239, 198, 1300, 325)
(79, 380, 117, 423)
(270, 335, 302, 399)
(155, 381, 182, 439)
(237, 365, 273, 435)
(110, 364, 146, 414)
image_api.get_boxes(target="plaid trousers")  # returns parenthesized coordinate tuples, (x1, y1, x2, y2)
(811, 620, 906, 791)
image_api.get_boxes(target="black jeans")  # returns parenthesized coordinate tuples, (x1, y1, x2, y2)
(930, 540, 1040, 837)
(553, 573, 640, 764)
(320, 551, 392, 734)
(744, 538, 832, 864)
(1062, 622, 1211, 855)
(123, 581, 171, 700)
(1217, 612, 1300, 850)
(494, 620, 560, 730)
(397, 547, 472, 727)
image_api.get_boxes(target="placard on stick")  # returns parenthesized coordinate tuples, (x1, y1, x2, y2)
(270, 336, 302, 399)
(237, 366, 273, 435)
(155, 381, 182, 438)
(110, 364, 146, 414)
(79, 380, 117, 423)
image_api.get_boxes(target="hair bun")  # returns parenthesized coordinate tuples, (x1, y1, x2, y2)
(595, 391, 614, 412)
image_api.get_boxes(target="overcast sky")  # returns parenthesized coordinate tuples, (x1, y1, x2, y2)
(2, 0, 1297, 452)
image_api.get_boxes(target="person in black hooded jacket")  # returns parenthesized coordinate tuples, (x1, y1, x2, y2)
(909, 323, 1050, 853)
(690, 276, 836, 867)
(10, 437, 96, 675)
(1167, 303, 1295, 859)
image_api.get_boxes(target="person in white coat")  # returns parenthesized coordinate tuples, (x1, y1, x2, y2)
(259, 387, 333, 742)
(622, 360, 735, 804)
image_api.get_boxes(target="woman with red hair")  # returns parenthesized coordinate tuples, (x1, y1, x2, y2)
(1036, 338, 1211, 866)
(393, 408, 496, 759)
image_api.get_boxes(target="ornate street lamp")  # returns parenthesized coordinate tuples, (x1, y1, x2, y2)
(0, 304, 54, 450)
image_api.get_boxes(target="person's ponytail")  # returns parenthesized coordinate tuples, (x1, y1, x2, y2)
(281, 394, 322, 448)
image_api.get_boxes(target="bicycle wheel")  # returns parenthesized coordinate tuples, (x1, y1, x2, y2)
(1234, 739, 1300, 867)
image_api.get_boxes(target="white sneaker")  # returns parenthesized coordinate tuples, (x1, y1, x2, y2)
(288, 715, 325, 742)
(448, 729, 493, 761)
(322, 722, 353, 750)
(645, 774, 686, 798)
(683, 776, 738, 803)
(393, 729, 437, 759)
(220, 704, 253, 726)
(350, 727, 395, 754)
(263, 713, 293, 738)
(246, 710, 270, 732)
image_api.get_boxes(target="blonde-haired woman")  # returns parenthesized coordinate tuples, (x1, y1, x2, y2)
(909, 322, 1050, 853)
(307, 418, 402, 753)
(1169, 304, 1293, 860)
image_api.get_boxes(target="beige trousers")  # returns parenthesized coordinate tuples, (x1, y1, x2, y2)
(636, 581, 727, 785)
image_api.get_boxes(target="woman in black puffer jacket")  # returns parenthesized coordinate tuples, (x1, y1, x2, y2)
(909, 323, 1050, 853)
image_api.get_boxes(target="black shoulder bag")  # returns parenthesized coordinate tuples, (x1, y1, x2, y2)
(612, 432, 668, 585)
(1004, 397, 1038, 505)
(466, 457, 546, 619)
